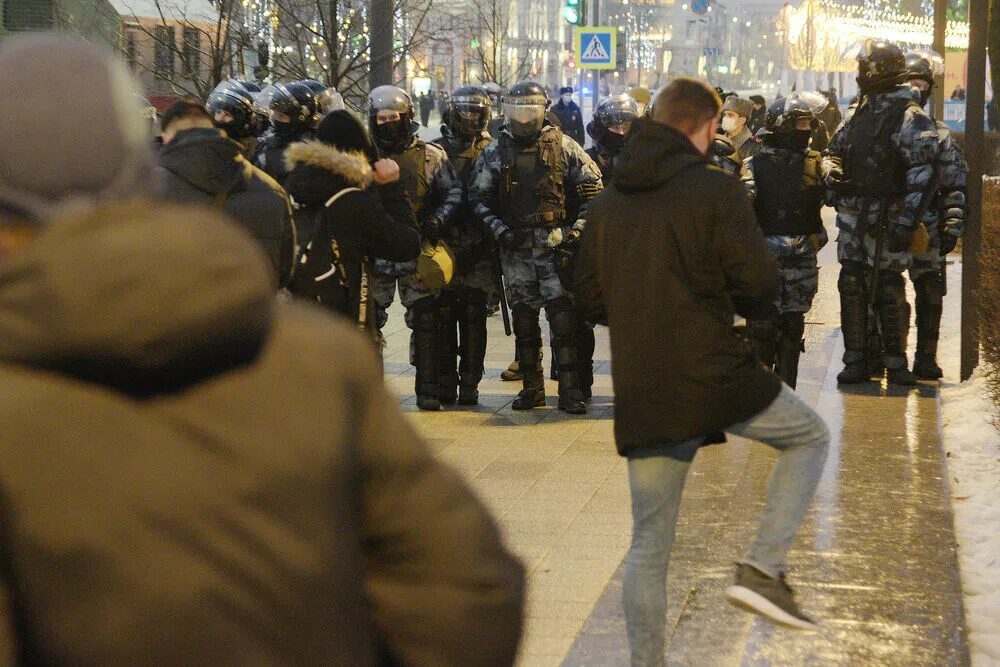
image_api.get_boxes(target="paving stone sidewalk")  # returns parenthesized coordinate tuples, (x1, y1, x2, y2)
(380, 214, 969, 666)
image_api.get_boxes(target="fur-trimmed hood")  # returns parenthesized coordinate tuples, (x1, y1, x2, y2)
(283, 140, 374, 205)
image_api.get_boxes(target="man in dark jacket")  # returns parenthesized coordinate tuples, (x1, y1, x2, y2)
(576, 78, 829, 663)
(155, 100, 296, 288)
(552, 86, 586, 146)
(0, 34, 525, 666)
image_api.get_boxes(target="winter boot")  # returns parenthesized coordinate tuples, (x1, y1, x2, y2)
(913, 272, 944, 380)
(878, 274, 917, 386)
(548, 305, 587, 415)
(837, 264, 872, 384)
(725, 564, 818, 631)
(511, 309, 546, 410)
(577, 320, 596, 400)
(412, 301, 442, 410)
(776, 312, 806, 389)
(501, 346, 522, 382)
(458, 299, 488, 405)
(437, 299, 459, 405)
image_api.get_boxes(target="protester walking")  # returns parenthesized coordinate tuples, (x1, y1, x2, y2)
(576, 78, 830, 666)
(0, 33, 525, 666)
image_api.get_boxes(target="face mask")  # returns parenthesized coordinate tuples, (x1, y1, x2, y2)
(273, 122, 299, 136)
(721, 116, 741, 134)
(561, 94, 572, 105)
(373, 119, 411, 152)
(789, 129, 812, 151)
(600, 129, 626, 152)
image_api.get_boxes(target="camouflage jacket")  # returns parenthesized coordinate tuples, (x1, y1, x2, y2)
(822, 85, 939, 229)
(469, 124, 603, 242)
(929, 120, 968, 238)
(433, 128, 493, 247)
(391, 137, 463, 233)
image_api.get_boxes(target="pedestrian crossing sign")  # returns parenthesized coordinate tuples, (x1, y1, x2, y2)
(574, 27, 617, 70)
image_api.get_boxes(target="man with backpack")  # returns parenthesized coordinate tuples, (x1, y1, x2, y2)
(155, 100, 296, 288)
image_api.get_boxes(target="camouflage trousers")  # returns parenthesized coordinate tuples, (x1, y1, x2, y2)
(499, 245, 571, 312)
(835, 210, 911, 274)
(764, 232, 824, 314)
(909, 219, 944, 282)
(373, 259, 439, 329)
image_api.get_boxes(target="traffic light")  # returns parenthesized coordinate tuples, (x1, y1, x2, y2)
(563, 0, 583, 25)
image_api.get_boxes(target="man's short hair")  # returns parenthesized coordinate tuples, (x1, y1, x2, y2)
(159, 99, 212, 134)
(651, 78, 722, 135)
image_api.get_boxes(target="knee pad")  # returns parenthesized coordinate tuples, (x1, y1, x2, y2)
(548, 309, 578, 339)
(838, 262, 867, 294)
(914, 273, 944, 306)
(411, 297, 439, 331)
(512, 307, 540, 341)
(877, 272, 906, 303)
(545, 297, 574, 318)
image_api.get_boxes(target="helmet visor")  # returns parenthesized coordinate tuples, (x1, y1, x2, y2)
(503, 103, 545, 137)
(450, 96, 490, 135)
(786, 91, 829, 117)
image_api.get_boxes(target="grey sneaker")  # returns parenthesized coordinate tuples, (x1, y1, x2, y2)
(725, 563, 818, 631)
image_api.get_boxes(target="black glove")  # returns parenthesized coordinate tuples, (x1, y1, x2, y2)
(939, 231, 958, 256)
(561, 227, 583, 249)
(421, 217, 443, 244)
(825, 169, 852, 192)
(886, 223, 914, 254)
(498, 227, 524, 250)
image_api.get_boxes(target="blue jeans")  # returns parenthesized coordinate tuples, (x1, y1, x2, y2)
(622, 385, 830, 667)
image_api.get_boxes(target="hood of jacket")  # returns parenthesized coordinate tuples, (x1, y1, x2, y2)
(283, 140, 374, 204)
(157, 127, 245, 196)
(613, 118, 709, 193)
(0, 199, 274, 396)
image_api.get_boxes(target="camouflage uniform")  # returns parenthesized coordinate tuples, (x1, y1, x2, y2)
(372, 137, 462, 329)
(908, 119, 968, 378)
(822, 85, 939, 376)
(433, 127, 496, 403)
(470, 124, 603, 410)
(742, 145, 827, 388)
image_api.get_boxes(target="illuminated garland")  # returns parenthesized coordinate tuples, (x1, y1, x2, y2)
(812, 0, 968, 49)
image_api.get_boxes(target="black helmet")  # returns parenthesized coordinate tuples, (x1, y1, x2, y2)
(587, 94, 637, 152)
(445, 85, 491, 138)
(262, 82, 319, 133)
(856, 39, 906, 92)
(238, 80, 262, 93)
(483, 81, 503, 107)
(501, 81, 548, 140)
(761, 92, 827, 149)
(207, 80, 256, 139)
(368, 85, 415, 153)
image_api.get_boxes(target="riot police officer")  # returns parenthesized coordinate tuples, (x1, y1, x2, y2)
(368, 85, 463, 411)
(433, 85, 496, 406)
(742, 92, 830, 389)
(586, 93, 638, 184)
(822, 40, 939, 385)
(470, 81, 603, 414)
(297, 78, 346, 115)
(904, 49, 967, 379)
(252, 81, 319, 185)
(206, 80, 260, 158)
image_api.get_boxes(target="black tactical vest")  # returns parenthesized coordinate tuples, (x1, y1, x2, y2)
(393, 141, 429, 215)
(439, 134, 489, 238)
(843, 97, 914, 197)
(499, 130, 566, 228)
(752, 149, 824, 236)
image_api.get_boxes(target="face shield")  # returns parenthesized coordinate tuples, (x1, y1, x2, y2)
(318, 87, 345, 114)
(502, 95, 546, 139)
(449, 96, 490, 137)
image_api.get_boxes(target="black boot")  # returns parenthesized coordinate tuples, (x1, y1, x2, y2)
(437, 298, 459, 405)
(577, 319, 596, 400)
(913, 272, 944, 380)
(878, 274, 917, 386)
(837, 264, 871, 384)
(776, 312, 806, 389)
(412, 301, 442, 410)
(458, 296, 488, 405)
(511, 309, 545, 410)
(548, 305, 587, 414)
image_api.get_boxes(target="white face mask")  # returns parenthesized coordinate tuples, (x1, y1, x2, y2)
(561, 94, 572, 104)
(721, 116, 741, 134)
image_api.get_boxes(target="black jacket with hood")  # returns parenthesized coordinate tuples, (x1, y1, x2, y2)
(283, 140, 420, 332)
(0, 200, 524, 665)
(576, 118, 782, 453)
(154, 127, 295, 287)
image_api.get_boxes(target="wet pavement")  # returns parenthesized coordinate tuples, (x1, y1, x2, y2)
(381, 210, 969, 666)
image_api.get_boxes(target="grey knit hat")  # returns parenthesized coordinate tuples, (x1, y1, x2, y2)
(721, 95, 754, 119)
(0, 33, 154, 225)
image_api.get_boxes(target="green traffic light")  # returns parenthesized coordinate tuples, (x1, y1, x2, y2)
(562, 3, 580, 23)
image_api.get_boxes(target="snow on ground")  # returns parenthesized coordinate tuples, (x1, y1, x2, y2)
(937, 258, 1000, 665)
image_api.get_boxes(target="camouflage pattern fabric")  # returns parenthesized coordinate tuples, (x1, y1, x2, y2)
(499, 246, 571, 311)
(910, 120, 968, 281)
(824, 85, 940, 274)
(469, 124, 603, 242)
(764, 232, 826, 313)
(373, 138, 463, 329)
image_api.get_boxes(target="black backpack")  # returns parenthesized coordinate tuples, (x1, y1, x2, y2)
(288, 187, 360, 313)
